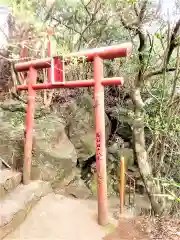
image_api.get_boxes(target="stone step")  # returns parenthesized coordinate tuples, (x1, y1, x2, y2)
(0, 170, 22, 199)
(0, 180, 52, 239)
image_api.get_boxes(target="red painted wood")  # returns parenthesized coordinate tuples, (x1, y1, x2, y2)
(17, 77, 124, 90)
(94, 56, 108, 226)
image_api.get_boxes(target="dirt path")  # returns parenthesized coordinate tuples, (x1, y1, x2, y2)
(4, 193, 105, 240)
(4, 193, 151, 240)
(4, 193, 179, 240)
(104, 216, 180, 240)
(104, 218, 150, 240)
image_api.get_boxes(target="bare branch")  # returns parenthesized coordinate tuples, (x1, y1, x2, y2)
(144, 67, 176, 79)
(52, 17, 88, 43)
(123, 1, 180, 83)
(136, 1, 148, 83)
(120, 0, 148, 84)
(136, 27, 146, 83)
(170, 46, 180, 103)
(44, 0, 56, 22)
(143, 32, 154, 73)
(77, 1, 102, 50)
(166, 18, 180, 65)
(80, 0, 92, 17)
(145, 18, 180, 80)
(139, 0, 148, 22)
(120, 14, 138, 31)
(134, 3, 139, 17)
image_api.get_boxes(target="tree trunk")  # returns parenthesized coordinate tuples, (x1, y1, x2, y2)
(132, 89, 164, 214)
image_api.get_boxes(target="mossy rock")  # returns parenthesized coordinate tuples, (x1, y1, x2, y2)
(89, 174, 117, 197)
(0, 101, 77, 184)
(63, 93, 111, 163)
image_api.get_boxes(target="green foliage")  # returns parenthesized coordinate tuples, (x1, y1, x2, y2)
(155, 33, 162, 40)
(154, 178, 180, 202)
(10, 111, 24, 127)
(126, 0, 136, 4)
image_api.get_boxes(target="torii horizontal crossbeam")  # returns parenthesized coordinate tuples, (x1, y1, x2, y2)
(15, 43, 132, 72)
(17, 78, 124, 90)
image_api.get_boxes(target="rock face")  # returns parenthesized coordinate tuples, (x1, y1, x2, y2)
(56, 93, 111, 165)
(0, 94, 110, 185)
(107, 135, 134, 168)
(32, 115, 77, 181)
(0, 95, 139, 199)
(0, 99, 77, 183)
(86, 137, 135, 196)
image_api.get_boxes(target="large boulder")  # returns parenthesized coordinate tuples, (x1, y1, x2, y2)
(32, 115, 77, 181)
(107, 136, 134, 168)
(0, 100, 77, 182)
(57, 93, 111, 164)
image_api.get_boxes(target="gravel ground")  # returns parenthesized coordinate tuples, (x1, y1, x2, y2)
(105, 216, 180, 240)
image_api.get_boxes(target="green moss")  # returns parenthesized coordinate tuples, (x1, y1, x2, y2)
(9, 112, 24, 127)
(90, 175, 98, 195)
(79, 135, 95, 156)
(90, 174, 117, 196)
(102, 223, 116, 235)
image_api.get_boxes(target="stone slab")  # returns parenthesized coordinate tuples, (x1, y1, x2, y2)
(0, 180, 52, 239)
(4, 193, 105, 240)
(0, 170, 22, 199)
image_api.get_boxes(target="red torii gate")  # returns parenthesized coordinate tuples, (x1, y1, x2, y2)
(15, 42, 132, 226)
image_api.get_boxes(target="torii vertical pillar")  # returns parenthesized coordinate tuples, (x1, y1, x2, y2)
(23, 67, 37, 185)
(94, 56, 108, 225)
